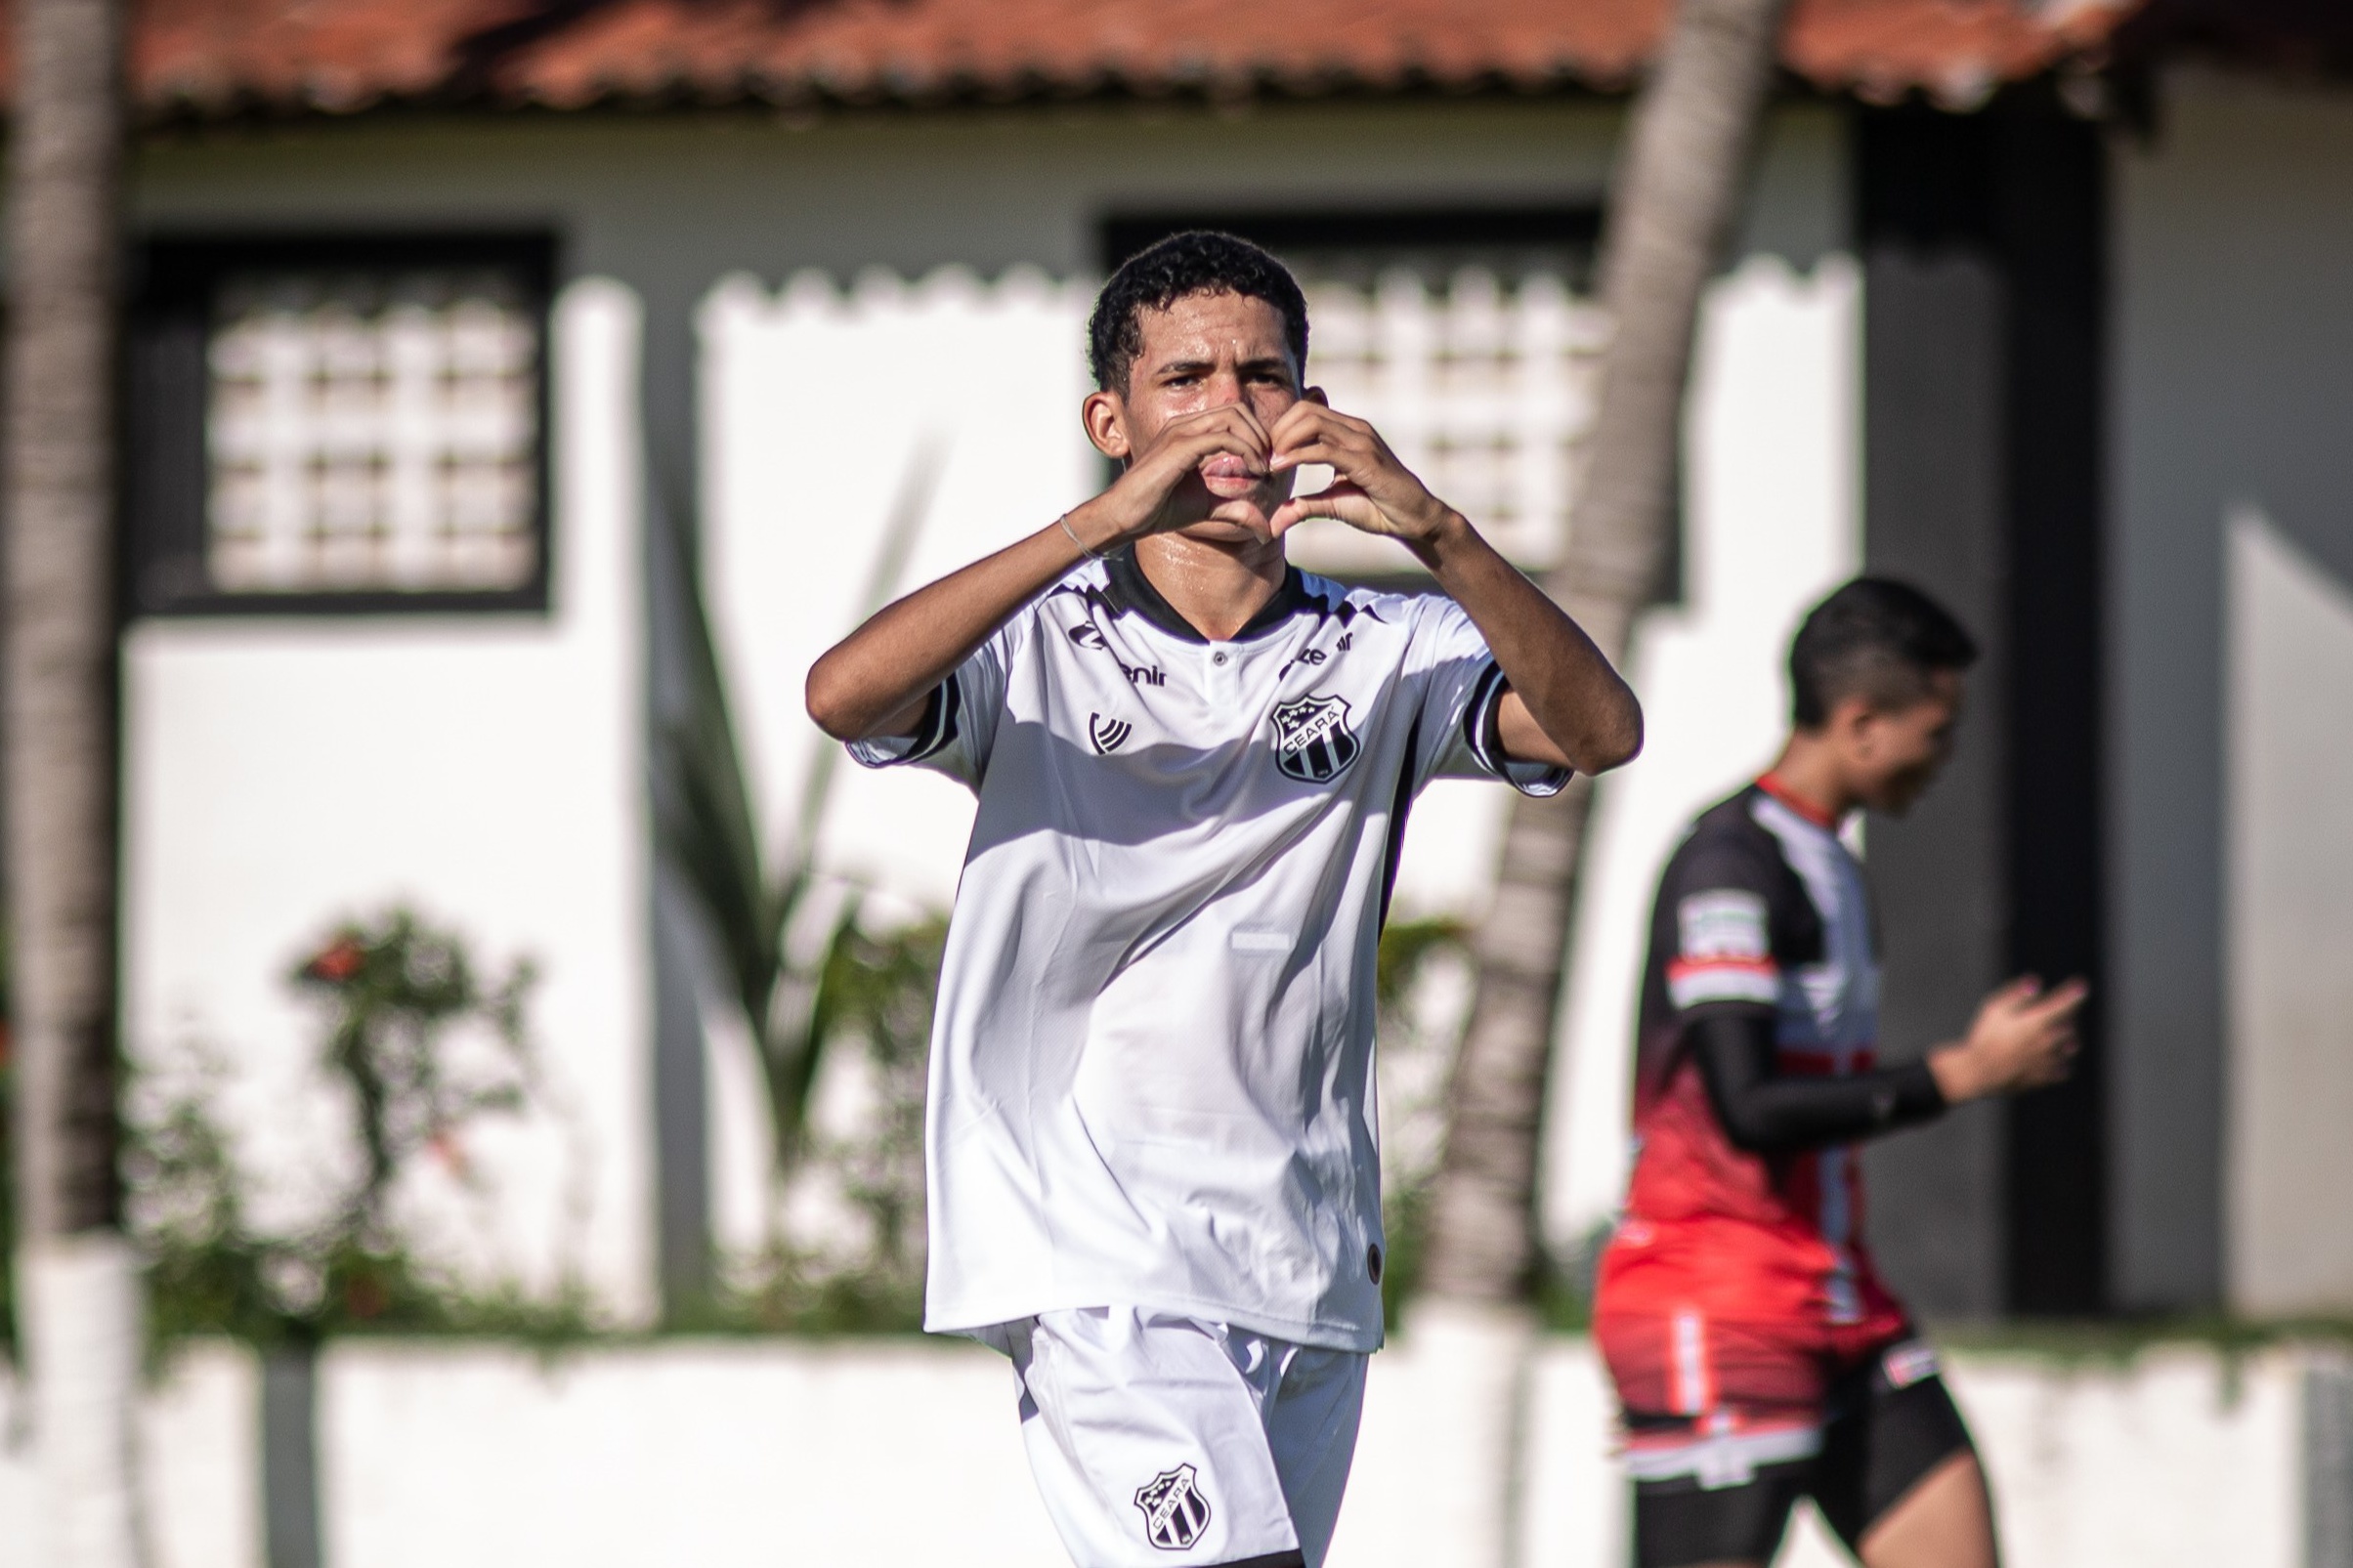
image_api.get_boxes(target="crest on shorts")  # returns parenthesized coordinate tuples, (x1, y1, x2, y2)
(1270, 694, 1360, 784)
(1134, 1463, 1212, 1551)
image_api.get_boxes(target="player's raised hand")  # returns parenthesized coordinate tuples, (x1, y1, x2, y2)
(1076, 403, 1275, 545)
(1265, 400, 1454, 545)
(1930, 977, 2088, 1103)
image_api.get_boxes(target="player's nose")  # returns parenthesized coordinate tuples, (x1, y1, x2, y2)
(1202, 365, 1246, 406)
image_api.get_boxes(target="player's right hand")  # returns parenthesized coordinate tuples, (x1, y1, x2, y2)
(1934, 977, 2087, 1102)
(1070, 403, 1277, 546)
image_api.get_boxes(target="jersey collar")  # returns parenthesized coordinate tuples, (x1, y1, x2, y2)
(1102, 545, 1314, 644)
(1754, 771, 1842, 831)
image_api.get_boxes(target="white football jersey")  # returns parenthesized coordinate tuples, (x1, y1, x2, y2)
(850, 547, 1566, 1352)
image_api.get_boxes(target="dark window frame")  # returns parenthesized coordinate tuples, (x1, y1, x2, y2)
(123, 231, 559, 619)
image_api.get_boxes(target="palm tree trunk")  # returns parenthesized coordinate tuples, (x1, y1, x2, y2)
(6, 0, 143, 1562)
(1425, 0, 1794, 1308)
(1411, 11, 1791, 1562)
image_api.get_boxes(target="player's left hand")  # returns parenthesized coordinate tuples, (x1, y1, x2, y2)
(1266, 399, 1457, 545)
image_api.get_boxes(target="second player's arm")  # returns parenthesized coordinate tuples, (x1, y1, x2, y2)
(1695, 976, 2086, 1156)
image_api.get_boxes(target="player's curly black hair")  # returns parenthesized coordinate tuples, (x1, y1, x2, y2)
(1789, 577, 1979, 730)
(1087, 231, 1309, 393)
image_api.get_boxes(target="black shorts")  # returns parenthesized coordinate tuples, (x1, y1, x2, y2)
(1630, 1344, 1975, 1568)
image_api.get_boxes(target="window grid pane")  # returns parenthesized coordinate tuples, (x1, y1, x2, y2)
(207, 271, 539, 594)
(1291, 265, 1604, 576)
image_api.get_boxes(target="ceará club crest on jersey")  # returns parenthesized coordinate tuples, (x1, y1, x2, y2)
(1270, 694, 1361, 784)
(1134, 1463, 1212, 1550)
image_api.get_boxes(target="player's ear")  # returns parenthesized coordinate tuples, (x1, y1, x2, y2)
(1829, 694, 1881, 758)
(1083, 387, 1132, 460)
(1305, 385, 1330, 407)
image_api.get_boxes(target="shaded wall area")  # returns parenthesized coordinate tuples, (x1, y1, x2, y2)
(1857, 94, 2110, 1318)
(2114, 71, 2353, 1317)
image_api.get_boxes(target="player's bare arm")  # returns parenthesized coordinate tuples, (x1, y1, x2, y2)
(1266, 400, 1643, 776)
(804, 400, 1276, 742)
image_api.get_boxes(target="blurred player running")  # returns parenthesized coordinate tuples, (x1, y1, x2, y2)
(1594, 580, 2085, 1568)
(807, 232, 1641, 1568)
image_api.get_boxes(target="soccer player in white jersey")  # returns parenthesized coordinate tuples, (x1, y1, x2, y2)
(806, 231, 1643, 1567)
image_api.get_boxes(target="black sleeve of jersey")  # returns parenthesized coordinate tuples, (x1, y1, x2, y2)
(1460, 660, 1571, 790)
(1649, 811, 1811, 1023)
(900, 677, 961, 763)
(1691, 1012, 1947, 1154)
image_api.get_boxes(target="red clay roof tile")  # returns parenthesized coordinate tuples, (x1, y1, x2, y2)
(82, 0, 2143, 119)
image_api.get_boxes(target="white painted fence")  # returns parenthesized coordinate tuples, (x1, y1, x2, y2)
(2, 1330, 2333, 1568)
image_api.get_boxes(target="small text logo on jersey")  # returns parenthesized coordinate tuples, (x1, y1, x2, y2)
(1089, 713, 1133, 754)
(1270, 694, 1360, 783)
(1134, 1463, 1212, 1551)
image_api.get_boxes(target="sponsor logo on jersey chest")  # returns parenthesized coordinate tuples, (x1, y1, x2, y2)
(1270, 694, 1360, 783)
(1065, 618, 1165, 686)
(1134, 1463, 1212, 1550)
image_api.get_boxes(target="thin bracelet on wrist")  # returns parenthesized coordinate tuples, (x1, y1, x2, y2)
(1057, 511, 1101, 562)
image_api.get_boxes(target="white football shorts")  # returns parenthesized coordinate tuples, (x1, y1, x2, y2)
(1005, 1306, 1369, 1567)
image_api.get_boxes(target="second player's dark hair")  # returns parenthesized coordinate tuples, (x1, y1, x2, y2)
(1088, 231, 1309, 393)
(1788, 577, 1979, 730)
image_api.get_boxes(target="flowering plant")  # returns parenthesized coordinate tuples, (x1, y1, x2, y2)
(127, 907, 575, 1344)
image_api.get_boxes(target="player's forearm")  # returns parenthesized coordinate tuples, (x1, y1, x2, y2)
(806, 513, 1099, 741)
(1412, 513, 1643, 774)
(1692, 1013, 1947, 1154)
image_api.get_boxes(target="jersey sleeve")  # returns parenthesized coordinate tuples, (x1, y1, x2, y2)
(1659, 829, 1786, 1017)
(1404, 596, 1572, 797)
(1690, 1011, 1946, 1152)
(843, 619, 1015, 792)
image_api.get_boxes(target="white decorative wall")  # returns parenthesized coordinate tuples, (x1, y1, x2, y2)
(2228, 510, 2353, 1315)
(2113, 68, 2353, 1312)
(0, 1335, 2315, 1568)
(123, 94, 1857, 1305)
(1546, 252, 1863, 1246)
(120, 279, 656, 1323)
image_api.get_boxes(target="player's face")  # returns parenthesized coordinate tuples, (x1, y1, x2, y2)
(1098, 291, 1306, 543)
(1847, 670, 1965, 816)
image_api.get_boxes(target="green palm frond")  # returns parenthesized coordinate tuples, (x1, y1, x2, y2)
(652, 433, 948, 1194)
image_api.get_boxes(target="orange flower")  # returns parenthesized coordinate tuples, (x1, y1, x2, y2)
(304, 936, 366, 985)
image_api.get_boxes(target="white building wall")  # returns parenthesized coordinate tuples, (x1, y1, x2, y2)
(685, 109, 1857, 1254)
(696, 266, 1100, 1248)
(2112, 70, 2353, 1314)
(121, 280, 656, 1321)
(2228, 511, 2353, 1315)
(1548, 251, 1862, 1244)
(127, 97, 1852, 1298)
(0, 1335, 2314, 1568)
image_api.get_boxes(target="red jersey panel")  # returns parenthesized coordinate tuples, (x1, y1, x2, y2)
(1596, 782, 1907, 1412)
